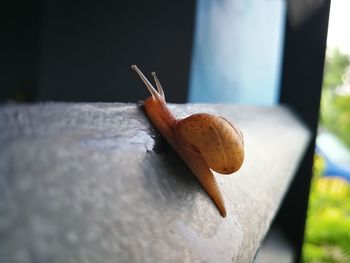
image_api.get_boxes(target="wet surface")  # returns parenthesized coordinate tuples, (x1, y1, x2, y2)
(0, 103, 310, 263)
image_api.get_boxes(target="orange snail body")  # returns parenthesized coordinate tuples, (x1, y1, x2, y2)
(132, 65, 244, 217)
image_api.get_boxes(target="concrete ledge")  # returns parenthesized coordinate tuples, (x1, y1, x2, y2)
(0, 103, 310, 263)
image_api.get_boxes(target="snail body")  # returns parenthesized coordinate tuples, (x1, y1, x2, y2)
(132, 65, 244, 217)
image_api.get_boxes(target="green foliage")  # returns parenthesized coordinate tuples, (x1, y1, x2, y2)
(303, 48, 350, 263)
(303, 156, 350, 263)
(323, 49, 350, 91)
(320, 49, 350, 149)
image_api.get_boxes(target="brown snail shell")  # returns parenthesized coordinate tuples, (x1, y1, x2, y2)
(175, 113, 244, 174)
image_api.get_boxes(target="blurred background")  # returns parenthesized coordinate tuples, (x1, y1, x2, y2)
(303, 1, 350, 262)
(2, 0, 349, 262)
(1, 0, 285, 104)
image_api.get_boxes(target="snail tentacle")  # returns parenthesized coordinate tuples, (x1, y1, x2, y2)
(131, 65, 162, 101)
(151, 72, 165, 99)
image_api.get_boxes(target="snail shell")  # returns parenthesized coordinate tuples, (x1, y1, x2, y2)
(175, 113, 244, 174)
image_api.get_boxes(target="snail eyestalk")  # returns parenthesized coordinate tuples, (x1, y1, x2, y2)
(151, 72, 165, 99)
(131, 65, 161, 100)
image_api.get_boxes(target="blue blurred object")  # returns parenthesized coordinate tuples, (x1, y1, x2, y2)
(189, 0, 286, 105)
(316, 131, 350, 182)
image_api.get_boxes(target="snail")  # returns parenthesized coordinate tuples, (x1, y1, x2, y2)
(131, 65, 244, 217)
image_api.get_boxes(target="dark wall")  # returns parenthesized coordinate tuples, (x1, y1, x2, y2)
(0, 1, 42, 102)
(1, 1, 195, 103)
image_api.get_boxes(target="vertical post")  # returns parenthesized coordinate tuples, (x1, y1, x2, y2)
(277, 1, 331, 262)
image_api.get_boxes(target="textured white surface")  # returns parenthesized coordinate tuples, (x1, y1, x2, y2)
(0, 103, 310, 263)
